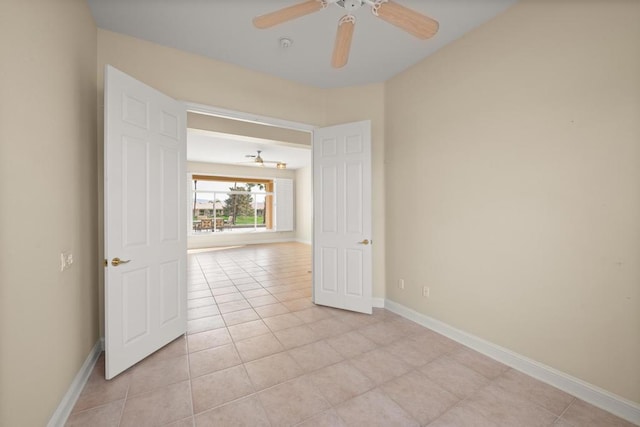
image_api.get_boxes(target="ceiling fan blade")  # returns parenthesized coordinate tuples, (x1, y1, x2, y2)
(373, 0, 438, 40)
(253, 0, 325, 29)
(331, 15, 355, 68)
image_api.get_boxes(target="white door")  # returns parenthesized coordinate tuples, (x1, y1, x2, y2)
(104, 66, 187, 379)
(313, 120, 372, 314)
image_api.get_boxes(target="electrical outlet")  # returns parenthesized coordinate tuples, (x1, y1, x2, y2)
(60, 251, 73, 272)
(398, 279, 404, 289)
(422, 286, 430, 298)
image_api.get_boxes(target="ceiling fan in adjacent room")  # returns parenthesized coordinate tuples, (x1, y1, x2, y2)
(242, 150, 287, 169)
(253, 0, 439, 68)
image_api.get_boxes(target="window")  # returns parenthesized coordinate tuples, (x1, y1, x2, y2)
(191, 175, 292, 234)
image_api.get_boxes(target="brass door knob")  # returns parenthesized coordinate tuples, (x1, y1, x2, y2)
(357, 239, 370, 245)
(111, 257, 131, 267)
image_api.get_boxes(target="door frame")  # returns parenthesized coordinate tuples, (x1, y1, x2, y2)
(183, 102, 374, 311)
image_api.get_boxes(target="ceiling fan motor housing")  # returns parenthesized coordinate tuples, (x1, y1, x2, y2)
(338, 0, 363, 11)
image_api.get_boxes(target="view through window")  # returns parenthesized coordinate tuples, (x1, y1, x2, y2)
(191, 175, 274, 233)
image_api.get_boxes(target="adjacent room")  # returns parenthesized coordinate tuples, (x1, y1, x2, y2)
(1, 0, 638, 426)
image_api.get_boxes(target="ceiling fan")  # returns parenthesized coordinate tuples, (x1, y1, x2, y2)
(243, 150, 287, 169)
(253, 0, 439, 68)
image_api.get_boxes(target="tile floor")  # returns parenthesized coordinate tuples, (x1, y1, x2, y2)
(67, 243, 635, 427)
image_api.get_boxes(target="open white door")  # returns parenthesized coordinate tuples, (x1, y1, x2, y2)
(313, 120, 372, 314)
(104, 66, 187, 379)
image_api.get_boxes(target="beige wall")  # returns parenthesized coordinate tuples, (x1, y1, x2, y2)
(0, 0, 98, 425)
(385, 0, 640, 403)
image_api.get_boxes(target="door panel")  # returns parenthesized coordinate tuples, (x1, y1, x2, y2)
(104, 65, 187, 379)
(313, 120, 372, 314)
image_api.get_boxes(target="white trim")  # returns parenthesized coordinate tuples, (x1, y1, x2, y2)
(47, 340, 103, 427)
(372, 297, 385, 308)
(183, 102, 316, 133)
(188, 236, 297, 250)
(295, 238, 312, 245)
(384, 299, 640, 426)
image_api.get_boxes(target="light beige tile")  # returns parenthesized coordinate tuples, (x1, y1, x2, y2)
(351, 348, 412, 385)
(308, 360, 374, 406)
(419, 355, 490, 399)
(164, 416, 194, 427)
(274, 290, 308, 302)
(427, 404, 499, 427)
(282, 298, 315, 312)
(72, 357, 130, 413)
(191, 365, 254, 414)
(325, 331, 377, 359)
(146, 336, 187, 363)
(187, 297, 215, 309)
(561, 399, 636, 427)
(449, 348, 509, 380)
(214, 292, 245, 304)
(120, 380, 192, 427)
(245, 352, 304, 390)
(248, 294, 280, 307)
(383, 337, 435, 367)
(409, 328, 461, 354)
(307, 317, 352, 339)
(218, 299, 252, 314)
(493, 369, 574, 416)
(221, 308, 260, 326)
(209, 280, 235, 288)
(189, 344, 241, 378)
(254, 302, 291, 318)
(294, 409, 346, 427)
(357, 321, 404, 345)
(333, 311, 379, 329)
(293, 307, 333, 323)
(233, 277, 257, 285)
(235, 333, 285, 362)
(187, 315, 225, 334)
(263, 312, 304, 331)
(187, 328, 232, 353)
(237, 282, 262, 291)
(210, 286, 239, 296)
(336, 389, 419, 427)
(464, 383, 558, 427)
(195, 395, 269, 427)
(380, 370, 459, 425)
(195, 395, 270, 427)
(258, 377, 331, 426)
(187, 305, 220, 320)
(128, 355, 189, 397)
(274, 324, 319, 349)
(241, 288, 271, 299)
(188, 290, 212, 300)
(228, 319, 271, 341)
(66, 400, 124, 427)
(387, 317, 427, 336)
(288, 340, 344, 373)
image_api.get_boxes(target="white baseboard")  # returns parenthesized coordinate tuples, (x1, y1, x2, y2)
(384, 299, 640, 426)
(47, 340, 103, 427)
(294, 238, 312, 245)
(372, 297, 385, 308)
